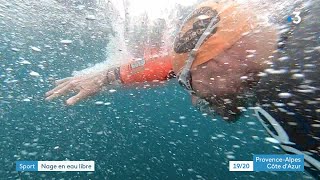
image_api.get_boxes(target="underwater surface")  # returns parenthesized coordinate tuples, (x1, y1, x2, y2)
(0, 0, 319, 179)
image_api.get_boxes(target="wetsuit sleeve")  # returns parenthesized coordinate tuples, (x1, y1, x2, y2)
(119, 55, 174, 84)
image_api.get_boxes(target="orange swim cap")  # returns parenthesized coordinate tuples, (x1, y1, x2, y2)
(173, 1, 257, 73)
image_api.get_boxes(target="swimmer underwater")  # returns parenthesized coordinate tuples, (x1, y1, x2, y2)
(45, 0, 319, 178)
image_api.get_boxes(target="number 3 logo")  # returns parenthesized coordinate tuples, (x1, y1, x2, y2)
(292, 12, 301, 24)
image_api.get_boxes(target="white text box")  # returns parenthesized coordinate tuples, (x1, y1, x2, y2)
(229, 161, 253, 171)
(38, 161, 95, 171)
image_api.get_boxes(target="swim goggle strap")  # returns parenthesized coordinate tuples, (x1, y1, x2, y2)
(178, 13, 220, 94)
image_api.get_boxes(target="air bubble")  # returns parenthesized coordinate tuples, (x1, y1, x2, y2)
(30, 46, 41, 52)
(30, 71, 40, 77)
(265, 137, 280, 144)
(278, 92, 292, 98)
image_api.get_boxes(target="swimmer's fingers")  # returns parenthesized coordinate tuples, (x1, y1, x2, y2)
(55, 77, 72, 85)
(66, 91, 87, 106)
(45, 81, 69, 97)
(45, 83, 73, 101)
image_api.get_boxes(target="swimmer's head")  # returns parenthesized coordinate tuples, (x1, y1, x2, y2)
(173, 1, 259, 74)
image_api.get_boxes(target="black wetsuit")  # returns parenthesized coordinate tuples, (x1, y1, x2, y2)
(255, 1, 320, 178)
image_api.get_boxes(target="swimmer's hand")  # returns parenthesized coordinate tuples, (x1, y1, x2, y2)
(45, 68, 120, 105)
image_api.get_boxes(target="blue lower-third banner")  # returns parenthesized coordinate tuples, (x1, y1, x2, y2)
(253, 154, 304, 171)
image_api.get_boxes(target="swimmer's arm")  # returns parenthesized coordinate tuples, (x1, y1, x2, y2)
(119, 54, 175, 84)
(45, 69, 116, 105)
(45, 54, 175, 105)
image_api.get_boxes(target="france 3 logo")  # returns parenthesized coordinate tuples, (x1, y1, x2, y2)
(287, 12, 302, 24)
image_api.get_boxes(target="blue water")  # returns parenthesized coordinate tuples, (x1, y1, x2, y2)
(0, 51, 313, 179)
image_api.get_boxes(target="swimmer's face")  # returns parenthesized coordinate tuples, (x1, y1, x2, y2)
(190, 27, 277, 119)
(190, 55, 260, 120)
